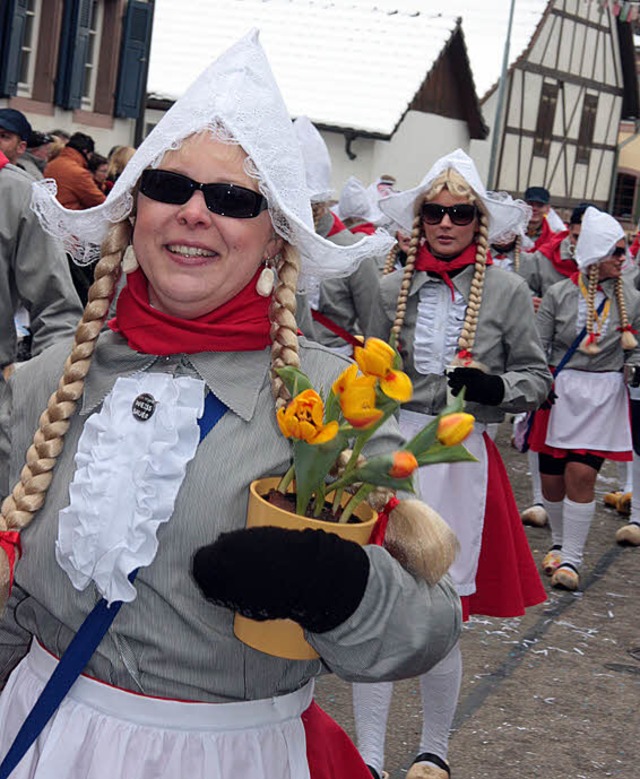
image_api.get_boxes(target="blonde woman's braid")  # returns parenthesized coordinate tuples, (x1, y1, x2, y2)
(513, 235, 521, 274)
(270, 243, 301, 409)
(615, 276, 638, 350)
(453, 211, 489, 367)
(580, 264, 601, 355)
(383, 243, 400, 275)
(0, 220, 131, 536)
(391, 215, 421, 340)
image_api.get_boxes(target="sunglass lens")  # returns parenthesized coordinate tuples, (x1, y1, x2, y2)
(205, 184, 261, 218)
(450, 205, 476, 225)
(421, 204, 445, 224)
(141, 170, 193, 205)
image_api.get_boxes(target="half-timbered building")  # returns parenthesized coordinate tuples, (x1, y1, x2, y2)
(471, 0, 639, 214)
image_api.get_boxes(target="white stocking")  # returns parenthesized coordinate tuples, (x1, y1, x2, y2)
(417, 642, 462, 761)
(352, 681, 393, 774)
(528, 448, 543, 504)
(561, 498, 595, 569)
(542, 498, 564, 548)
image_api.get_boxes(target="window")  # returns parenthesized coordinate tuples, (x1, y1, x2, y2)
(612, 172, 637, 220)
(16, 0, 42, 97)
(576, 94, 598, 165)
(81, 0, 104, 110)
(533, 82, 559, 158)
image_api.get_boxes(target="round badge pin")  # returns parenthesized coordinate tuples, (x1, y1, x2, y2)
(132, 393, 156, 421)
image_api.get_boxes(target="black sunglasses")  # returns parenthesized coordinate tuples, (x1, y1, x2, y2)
(139, 169, 269, 218)
(610, 246, 626, 258)
(421, 203, 478, 226)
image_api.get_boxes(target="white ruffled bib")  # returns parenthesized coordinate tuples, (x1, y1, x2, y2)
(56, 373, 205, 605)
(414, 281, 466, 376)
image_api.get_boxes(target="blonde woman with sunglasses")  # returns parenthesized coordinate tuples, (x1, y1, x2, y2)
(353, 150, 550, 779)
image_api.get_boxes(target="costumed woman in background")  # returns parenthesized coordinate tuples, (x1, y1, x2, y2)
(0, 33, 461, 779)
(353, 149, 550, 779)
(529, 207, 640, 590)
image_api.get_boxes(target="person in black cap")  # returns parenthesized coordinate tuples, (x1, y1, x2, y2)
(18, 131, 54, 180)
(0, 108, 32, 165)
(523, 185, 556, 251)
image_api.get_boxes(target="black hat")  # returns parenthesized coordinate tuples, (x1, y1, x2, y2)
(524, 186, 550, 204)
(569, 202, 596, 225)
(27, 130, 54, 149)
(0, 108, 32, 141)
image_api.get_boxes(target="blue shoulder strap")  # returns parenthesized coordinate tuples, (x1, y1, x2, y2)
(554, 296, 607, 377)
(0, 391, 227, 779)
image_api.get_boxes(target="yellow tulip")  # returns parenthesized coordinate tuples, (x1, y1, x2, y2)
(333, 364, 384, 429)
(277, 389, 339, 444)
(354, 337, 413, 402)
(437, 412, 475, 447)
(389, 451, 419, 478)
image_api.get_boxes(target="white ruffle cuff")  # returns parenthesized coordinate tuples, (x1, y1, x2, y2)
(56, 373, 205, 605)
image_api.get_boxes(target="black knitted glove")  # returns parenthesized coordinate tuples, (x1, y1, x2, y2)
(540, 388, 558, 410)
(192, 526, 370, 634)
(447, 367, 505, 406)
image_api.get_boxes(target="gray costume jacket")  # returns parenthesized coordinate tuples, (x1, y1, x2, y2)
(0, 332, 460, 702)
(518, 236, 575, 297)
(368, 264, 552, 423)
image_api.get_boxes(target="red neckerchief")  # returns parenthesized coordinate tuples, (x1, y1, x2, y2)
(350, 221, 376, 235)
(415, 243, 491, 300)
(538, 229, 576, 278)
(108, 267, 272, 354)
(327, 212, 348, 237)
(525, 216, 554, 253)
(0, 151, 9, 170)
(630, 236, 640, 259)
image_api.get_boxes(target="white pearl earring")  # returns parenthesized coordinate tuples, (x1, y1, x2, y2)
(256, 255, 277, 297)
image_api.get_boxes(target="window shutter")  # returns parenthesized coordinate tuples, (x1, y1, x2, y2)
(0, 0, 29, 97)
(55, 0, 93, 109)
(115, 1, 153, 119)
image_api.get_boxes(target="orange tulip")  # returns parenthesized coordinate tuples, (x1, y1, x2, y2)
(277, 389, 339, 444)
(332, 364, 384, 429)
(437, 412, 475, 447)
(354, 337, 413, 402)
(389, 451, 419, 479)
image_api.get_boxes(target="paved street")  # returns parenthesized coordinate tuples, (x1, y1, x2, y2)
(316, 423, 640, 779)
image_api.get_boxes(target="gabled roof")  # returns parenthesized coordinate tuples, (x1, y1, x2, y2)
(147, 1, 473, 137)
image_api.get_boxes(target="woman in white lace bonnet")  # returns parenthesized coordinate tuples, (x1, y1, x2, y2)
(353, 150, 550, 779)
(0, 32, 462, 779)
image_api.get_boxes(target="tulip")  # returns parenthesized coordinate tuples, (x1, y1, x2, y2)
(389, 451, 419, 479)
(333, 365, 383, 429)
(436, 412, 475, 447)
(354, 338, 413, 402)
(277, 389, 339, 444)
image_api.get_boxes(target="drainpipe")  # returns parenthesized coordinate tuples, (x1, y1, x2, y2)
(487, 0, 516, 190)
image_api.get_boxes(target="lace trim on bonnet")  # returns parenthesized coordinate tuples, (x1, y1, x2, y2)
(30, 30, 392, 294)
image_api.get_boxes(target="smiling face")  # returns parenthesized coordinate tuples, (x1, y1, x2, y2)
(133, 132, 282, 320)
(421, 189, 479, 259)
(598, 239, 626, 280)
(0, 129, 26, 164)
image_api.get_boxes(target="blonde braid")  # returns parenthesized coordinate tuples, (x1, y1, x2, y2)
(513, 235, 521, 274)
(391, 215, 421, 340)
(383, 243, 400, 275)
(270, 243, 301, 409)
(452, 211, 489, 368)
(311, 202, 326, 232)
(615, 276, 638, 350)
(580, 264, 601, 355)
(0, 221, 130, 536)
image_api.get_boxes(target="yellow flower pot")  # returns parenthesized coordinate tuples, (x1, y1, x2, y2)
(233, 476, 377, 660)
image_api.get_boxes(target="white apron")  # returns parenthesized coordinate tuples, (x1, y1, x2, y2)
(399, 409, 488, 596)
(546, 369, 631, 452)
(0, 642, 313, 779)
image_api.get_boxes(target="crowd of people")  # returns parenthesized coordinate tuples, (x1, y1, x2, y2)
(0, 30, 638, 779)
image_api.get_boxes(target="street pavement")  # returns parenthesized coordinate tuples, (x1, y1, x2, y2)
(315, 423, 640, 779)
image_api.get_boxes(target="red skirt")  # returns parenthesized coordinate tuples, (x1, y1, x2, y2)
(529, 407, 631, 462)
(304, 702, 372, 778)
(460, 434, 547, 621)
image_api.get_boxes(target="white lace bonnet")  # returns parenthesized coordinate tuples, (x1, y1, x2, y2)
(336, 176, 383, 224)
(30, 30, 392, 290)
(292, 116, 334, 204)
(575, 207, 624, 270)
(484, 191, 532, 245)
(378, 148, 530, 243)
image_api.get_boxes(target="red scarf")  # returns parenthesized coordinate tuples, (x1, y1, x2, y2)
(537, 229, 576, 278)
(108, 268, 272, 354)
(0, 151, 8, 170)
(525, 216, 554, 253)
(415, 243, 491, 299)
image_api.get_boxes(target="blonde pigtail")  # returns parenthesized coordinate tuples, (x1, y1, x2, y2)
(391, 214, 422, 340)
(270, 244, 301, 409)
(513, 235, 521, 274)
(580, 264, 601, 355)
(452, 211, 489, 369)
(615, 277, 638, 350)
(0, 220, 131, 607)
(382, 243, 400, 275)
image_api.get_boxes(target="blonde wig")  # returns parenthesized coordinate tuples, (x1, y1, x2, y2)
(580, 264, 637, 354)
(391, 167, 490, 369)
(382, 242, 401, 275)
